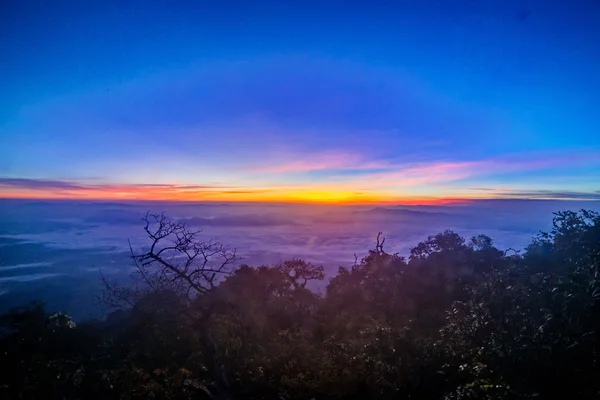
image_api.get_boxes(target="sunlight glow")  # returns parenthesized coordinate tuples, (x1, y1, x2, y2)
(0, 185, 462, 205)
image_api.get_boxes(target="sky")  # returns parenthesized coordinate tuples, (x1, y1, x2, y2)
(1, 0, 599, 204)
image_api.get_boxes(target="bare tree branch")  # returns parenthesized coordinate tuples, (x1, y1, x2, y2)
(102, 212, 239, 309)
(376, 232, 386, 254)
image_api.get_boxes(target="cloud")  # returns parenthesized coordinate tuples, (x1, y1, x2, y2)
(83, 209, 146, 225)
(467, 188, 600, 200)
(0, 273, 63, 283)
(0, 178, 86, 191)
(241, 149, 600, 193)
(0, 178, 247, 200)
(328, 151, 600, 189)
(0, 177, 379, 203)
(1, 149, 598, 203)
(182, 214, 300, 227)
(247, 151, 391, 174)
(0, 177, 235, 191)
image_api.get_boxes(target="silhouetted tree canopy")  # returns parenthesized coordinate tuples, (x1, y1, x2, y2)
(1, 210, 599, 399)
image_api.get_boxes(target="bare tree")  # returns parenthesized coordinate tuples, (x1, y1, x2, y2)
(99, 212, 239, 400)
(102, 211, 237, 310)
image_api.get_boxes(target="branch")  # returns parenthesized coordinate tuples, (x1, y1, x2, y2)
(102, 212, 238, 310)
(376, 232, 386, 254)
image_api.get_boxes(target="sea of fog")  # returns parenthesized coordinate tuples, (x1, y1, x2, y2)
(1, 199, 599, 320)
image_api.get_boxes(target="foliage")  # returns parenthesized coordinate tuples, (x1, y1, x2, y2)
(1, 210, 599, 399)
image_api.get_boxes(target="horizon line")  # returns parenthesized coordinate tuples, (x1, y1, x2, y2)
(1, 196, 599, 206)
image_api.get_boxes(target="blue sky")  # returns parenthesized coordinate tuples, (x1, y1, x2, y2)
(1, 0, 599, 202)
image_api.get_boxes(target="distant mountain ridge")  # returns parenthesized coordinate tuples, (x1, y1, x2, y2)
(357, 207, 451, 218)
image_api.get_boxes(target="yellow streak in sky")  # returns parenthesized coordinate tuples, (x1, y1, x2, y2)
(0, 185, 462, 205)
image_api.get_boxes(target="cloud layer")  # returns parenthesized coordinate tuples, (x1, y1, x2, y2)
(1, 149, 598, 203)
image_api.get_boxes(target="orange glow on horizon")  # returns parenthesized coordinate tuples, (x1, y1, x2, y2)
(4, 152, 598, 205)
(0, 185, 472, 205)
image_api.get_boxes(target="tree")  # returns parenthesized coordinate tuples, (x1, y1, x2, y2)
(442, 210, 600, 399)
(102, 211, 237, 309)
(100, 212, 239, 400)
(3, 209, 600, 399)
(279, 258, 325, 289)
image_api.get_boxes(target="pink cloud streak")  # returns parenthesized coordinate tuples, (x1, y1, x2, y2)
(2, 151, 597, 202)
(241, 150, 600, 190)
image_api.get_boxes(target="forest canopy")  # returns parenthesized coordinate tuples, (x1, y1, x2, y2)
(1, 210, 599, 400)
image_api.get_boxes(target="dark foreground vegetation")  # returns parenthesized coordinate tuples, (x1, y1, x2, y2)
(1, 210, 599, 399)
